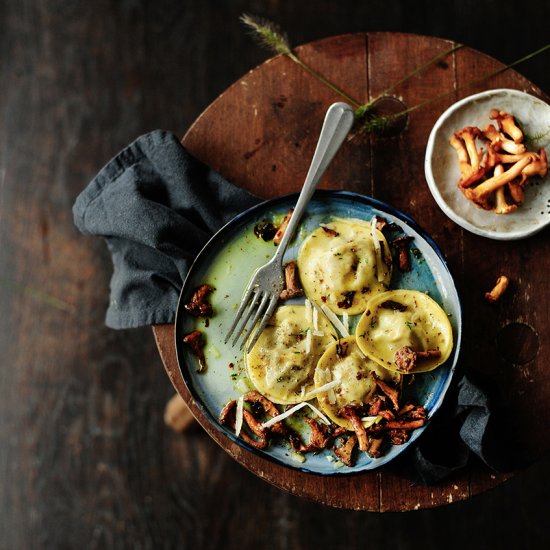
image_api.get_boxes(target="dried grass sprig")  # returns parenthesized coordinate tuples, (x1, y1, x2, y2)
(241, 14, 361, 108)
(241, 14, 550, 136)
(371, 42, 550, 134)
(0, 277, 73, 312)
(240, 14, 292, 56)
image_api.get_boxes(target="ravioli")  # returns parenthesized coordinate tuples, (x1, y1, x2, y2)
(355, 290, 453, 373)
(246, 305, 337, 404)
(297, 218, 392, 316)
(314, 337, 400, 430)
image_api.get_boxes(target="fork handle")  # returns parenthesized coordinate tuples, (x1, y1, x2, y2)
(273, 102, 355, 261)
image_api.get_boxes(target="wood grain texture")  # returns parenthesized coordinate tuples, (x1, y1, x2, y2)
(3, 0, 550, 547)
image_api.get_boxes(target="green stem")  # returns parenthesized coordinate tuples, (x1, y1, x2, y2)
(392, 42, 550, 119)
(375, 43, 464, 98)
(0, 277, 73, 312)
(287, 52, 362, 108)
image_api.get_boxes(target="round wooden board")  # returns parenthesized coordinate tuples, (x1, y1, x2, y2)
(154, 32, 550, 511)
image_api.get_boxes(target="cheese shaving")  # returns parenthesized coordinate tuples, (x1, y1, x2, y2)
(305, 328, 312, 354)
(342, 312, 349, 334)
(261, 402, 331, 429)
(313, 305, 319, 331)
(312, 305, 327, 335)
(235, 395, 245, 437)
(320, 369, 337, 404)
(319, 304, 349, 337)
(305, 298, 312, 323)
(371, 216, 385, 283)
(303, 379, 341, 400)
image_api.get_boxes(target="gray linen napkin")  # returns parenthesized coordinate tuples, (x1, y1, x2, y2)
(73, 130, 259, 328)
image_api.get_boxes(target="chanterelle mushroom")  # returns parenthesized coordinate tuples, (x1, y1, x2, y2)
(493, 164, 518, 215)
(279, 261, 304, 301)
(451, 127, 486, 187)
(490, 109, 524, 143)
(482, 123, 526, 155)
(464, 154, 533, 208)
(273, 208, 294, 245)
(522, 148, 548, 179)
(485, 275, 510, 303)
(449, 134, 480, 186)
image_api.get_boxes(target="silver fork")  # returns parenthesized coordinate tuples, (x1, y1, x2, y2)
(224, 102, 355, 352)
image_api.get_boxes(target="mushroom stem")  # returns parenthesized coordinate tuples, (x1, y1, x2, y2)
(485, 275, 510, 303)
(465, 155, 532, 204)
(279, 261, 304, 300)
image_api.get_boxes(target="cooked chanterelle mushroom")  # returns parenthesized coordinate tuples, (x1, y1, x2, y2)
(490, 109, 524, 143)
(450, 127, 486, 187)
(485, 275, 510, 303)
(463, 154, 533, 209)
(493, 165, 518, 215)
(450, 109, 548, 214)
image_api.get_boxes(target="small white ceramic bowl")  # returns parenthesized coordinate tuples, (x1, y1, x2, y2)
(425, 89, 550, 240)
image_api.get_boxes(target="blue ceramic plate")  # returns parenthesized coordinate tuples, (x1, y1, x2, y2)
(175, 190, 462, 475)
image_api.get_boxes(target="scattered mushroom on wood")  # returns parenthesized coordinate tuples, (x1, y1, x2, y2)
(485, 275, 510, 303)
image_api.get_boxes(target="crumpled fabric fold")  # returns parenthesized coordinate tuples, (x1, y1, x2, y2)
(73, 130, 260, 328)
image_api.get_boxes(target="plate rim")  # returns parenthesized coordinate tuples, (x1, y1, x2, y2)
(424, 87, 550, 241)
(174, 189, 463, 476)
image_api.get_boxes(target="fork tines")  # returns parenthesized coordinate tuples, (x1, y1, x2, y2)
(224, 287, 278, 352)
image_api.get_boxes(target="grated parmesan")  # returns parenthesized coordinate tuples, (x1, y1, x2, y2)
(313, 305, 319, 331)
(305, 298, 312, 323)
(319, 304, 349, 337)
(310, 304, 325, 337)
(305, 328, 312, 354)
(235, 395, 245, 437)
(370, 215, 385, 283)
(342, 312, 349, 334)
(261, 401, 331, 429)
(303, 379, 341, 400)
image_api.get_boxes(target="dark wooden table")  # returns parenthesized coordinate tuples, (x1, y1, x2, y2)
(154, 32, 550, 511)
(4, 1, 550, 546)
